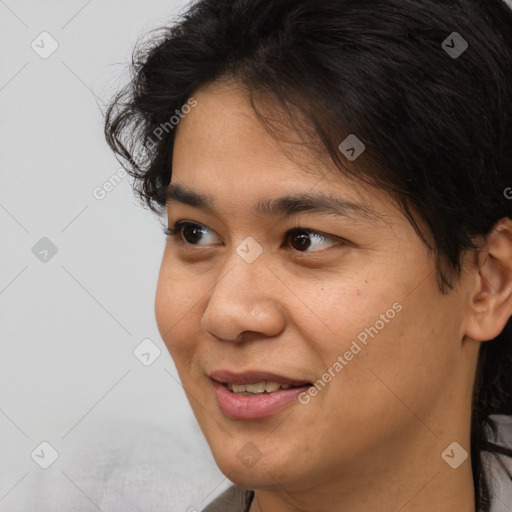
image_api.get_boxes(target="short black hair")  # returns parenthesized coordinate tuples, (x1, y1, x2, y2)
(103, 1, 512, 509)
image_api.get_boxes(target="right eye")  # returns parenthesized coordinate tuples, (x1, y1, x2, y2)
(164, 221, 221, 246)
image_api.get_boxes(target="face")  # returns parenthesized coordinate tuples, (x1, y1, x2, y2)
(155, 81, 477, 491)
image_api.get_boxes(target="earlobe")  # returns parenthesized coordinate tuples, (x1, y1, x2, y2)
(465, 217, 512, 342)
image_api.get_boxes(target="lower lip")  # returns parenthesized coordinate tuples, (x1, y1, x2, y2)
(212, 380, 311, 420)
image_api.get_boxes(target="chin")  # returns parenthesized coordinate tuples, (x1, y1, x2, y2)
(211, 448, 300, 490)
(224, 470, 285, 491)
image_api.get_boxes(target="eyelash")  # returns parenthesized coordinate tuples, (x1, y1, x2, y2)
(163, 221, 345, 252)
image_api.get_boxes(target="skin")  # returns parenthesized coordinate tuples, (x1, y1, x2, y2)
(154, 80, 512, 512)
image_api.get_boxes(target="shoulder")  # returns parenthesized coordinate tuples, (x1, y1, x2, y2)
(201, 485, 254, 512)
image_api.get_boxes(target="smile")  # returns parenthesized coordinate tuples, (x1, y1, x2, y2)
(226, 381, 297, 394)
(209, 371, 313, 420)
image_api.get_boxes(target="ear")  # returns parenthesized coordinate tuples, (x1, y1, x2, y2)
(465, 217, 512, 342)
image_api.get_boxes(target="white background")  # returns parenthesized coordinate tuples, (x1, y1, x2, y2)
(0, 1, 229, 511)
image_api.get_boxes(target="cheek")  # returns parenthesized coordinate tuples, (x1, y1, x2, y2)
(316, 274, 462, 427)
(154, 259, 203, 356)
(301, 260, 441, 381)
(296, 271, 402, 361)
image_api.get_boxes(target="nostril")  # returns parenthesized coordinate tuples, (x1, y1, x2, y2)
(234, 331, 260, 343)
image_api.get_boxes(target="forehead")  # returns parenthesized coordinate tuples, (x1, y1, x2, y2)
(170, 81, 398, 226)
(172, 81, 324, 176)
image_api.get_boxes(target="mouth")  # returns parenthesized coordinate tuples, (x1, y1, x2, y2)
(209, 369, 313, 392)
(209, 370, 314, 419)
(223, 381, 310, 395)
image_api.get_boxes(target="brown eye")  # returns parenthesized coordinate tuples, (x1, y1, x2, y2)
(182, 224, 206, 244)
(288, 231, 312, 251)
(286, 228, 338, 253)
(164, 222, 219, 245)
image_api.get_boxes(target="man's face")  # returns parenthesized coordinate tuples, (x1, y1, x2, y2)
(155, 81, 476, 489)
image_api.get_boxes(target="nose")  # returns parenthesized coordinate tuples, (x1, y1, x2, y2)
(200, 254, 286, 343)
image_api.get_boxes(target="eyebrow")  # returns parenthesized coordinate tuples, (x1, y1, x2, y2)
(164, 183, 381, 222)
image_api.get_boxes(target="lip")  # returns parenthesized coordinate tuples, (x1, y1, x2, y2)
(211, 379, 311, 420)
(209, 369, 312, 387)
(209, 369, 313, 420)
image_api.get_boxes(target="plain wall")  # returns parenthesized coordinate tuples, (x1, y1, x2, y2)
(0, 1, 228, 511)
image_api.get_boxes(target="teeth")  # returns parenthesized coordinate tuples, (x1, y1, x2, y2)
(227, 381, 297, 394)
(245, 382, 267, 393)
(265, 382, 281, 393)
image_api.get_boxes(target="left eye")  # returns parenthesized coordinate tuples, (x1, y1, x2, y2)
(164, 222, 340, 253)
(285, 228, 338, 253)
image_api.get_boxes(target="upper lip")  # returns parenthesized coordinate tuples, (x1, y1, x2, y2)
(209, 369, 312, 387)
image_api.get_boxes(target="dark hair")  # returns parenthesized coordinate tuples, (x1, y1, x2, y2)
(104, 0, 512, 509)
